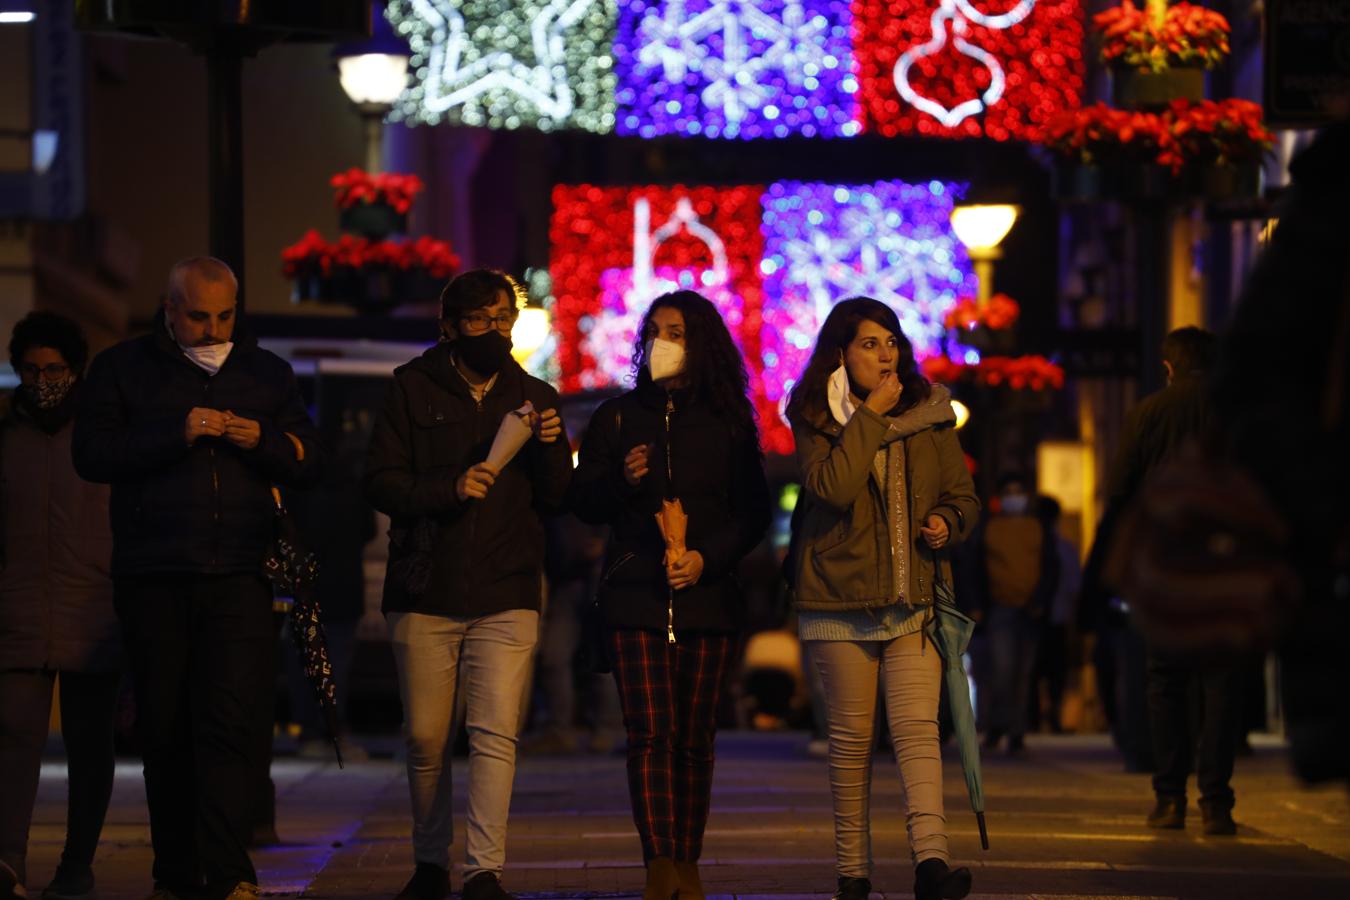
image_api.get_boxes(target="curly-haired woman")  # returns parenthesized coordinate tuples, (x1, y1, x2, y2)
(786, 298, 979, 900)
(569, 291, 771, 900)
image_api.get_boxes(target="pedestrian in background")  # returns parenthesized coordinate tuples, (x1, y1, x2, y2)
(1, 313, 121, 900)
(785, 297, 979, 900)
(569, 291, 770, 900)
(975, 473, 1058, 756)
(1106, 327, 1244, 835)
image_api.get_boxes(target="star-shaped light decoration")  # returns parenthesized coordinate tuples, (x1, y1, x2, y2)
(387, 0, 617, 132)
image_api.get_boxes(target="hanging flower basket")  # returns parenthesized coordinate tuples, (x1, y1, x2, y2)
(281, 230, 460, 314)
(1044, 100, 1273, 200)
(1094, 1, 1231, 73)
(1111, 66, 1205, 109)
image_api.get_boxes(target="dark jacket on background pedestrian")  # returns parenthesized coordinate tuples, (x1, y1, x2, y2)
(1, 383, 118, 671)
(72, 312, 322, 575)
(364, 345, 573, 617)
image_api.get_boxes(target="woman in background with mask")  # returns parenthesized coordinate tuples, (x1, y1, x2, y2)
(569, 291, 771, 900)
(785, 298, 979, 900)
(1, 313, 120, 900)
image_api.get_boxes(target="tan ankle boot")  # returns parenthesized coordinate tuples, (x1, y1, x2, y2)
(643, 857, 679, 900)
(674, 861, 704, 900)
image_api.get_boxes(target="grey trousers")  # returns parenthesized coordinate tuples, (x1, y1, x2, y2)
(809, 630, 949, 876)
(388, 609, 538, 878)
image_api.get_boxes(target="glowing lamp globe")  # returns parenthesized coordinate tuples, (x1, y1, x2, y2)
(338, 52, 409, 107)
(950, 205, 1019, 254)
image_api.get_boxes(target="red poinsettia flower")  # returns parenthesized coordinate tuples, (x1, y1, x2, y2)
(943, 294, 1021, 332)
(279, 231, 460, 280)
(330, 168, 426, 214)
(1093, 1, 1230, 72)
(1045, 99, 1272, 174)
(921, 354, 1066, 392)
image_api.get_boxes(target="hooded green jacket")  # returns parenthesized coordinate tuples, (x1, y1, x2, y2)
(789, 385, 980, 612)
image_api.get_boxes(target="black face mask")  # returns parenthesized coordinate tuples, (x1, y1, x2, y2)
(455, 330, 512, 376)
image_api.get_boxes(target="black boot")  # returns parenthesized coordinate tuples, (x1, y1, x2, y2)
(831, 876, 870, 900)
(1146, 795, 1186, 829)
(1200, 799, 1237, 836)
(913, 859, 971, 900)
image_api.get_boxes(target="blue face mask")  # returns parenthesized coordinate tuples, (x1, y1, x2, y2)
(1000, 493, 1030, 516)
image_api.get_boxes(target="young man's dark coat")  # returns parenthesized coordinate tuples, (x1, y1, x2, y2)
(363, 345, 573, 617)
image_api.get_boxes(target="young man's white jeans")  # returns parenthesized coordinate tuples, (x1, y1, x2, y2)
(388, 609, 539, 879)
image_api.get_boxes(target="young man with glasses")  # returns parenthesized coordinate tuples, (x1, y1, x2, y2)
(364, 269, 572, 900)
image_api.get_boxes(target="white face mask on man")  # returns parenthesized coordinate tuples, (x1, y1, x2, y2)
(645, 337, 686, 381)
(167, 317, 233, 376)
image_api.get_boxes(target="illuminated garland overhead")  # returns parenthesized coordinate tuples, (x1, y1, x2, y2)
(388, 0, 1085, 140)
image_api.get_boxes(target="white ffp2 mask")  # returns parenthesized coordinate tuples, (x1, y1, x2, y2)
(645, 338, 686, 381)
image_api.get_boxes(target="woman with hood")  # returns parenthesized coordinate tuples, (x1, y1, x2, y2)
(785, 298, 979, 900)
(569, 291, 771, 900)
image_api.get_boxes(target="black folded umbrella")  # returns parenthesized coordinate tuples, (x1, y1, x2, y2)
(263, 488, 344, 768)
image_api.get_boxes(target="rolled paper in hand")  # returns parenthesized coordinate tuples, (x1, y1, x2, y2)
(486, 401, 536, 471)
(655, 498, 689, 568)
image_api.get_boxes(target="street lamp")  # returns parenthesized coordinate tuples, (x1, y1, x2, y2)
(950, 203, 1019, 306)
(334, 4, 409, 172)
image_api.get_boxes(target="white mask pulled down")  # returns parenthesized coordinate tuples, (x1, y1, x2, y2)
(827, 365, 858, 426)
(645, 338, 686, 382)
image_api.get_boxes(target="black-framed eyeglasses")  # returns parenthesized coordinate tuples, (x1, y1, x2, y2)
(17, 362, 71, 381)
(460, 311, 518, 334)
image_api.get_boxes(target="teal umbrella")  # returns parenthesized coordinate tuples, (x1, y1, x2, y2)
(927, 552, 988, 849)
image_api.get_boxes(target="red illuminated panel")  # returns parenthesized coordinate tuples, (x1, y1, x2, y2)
(855, 0, 1085, 140)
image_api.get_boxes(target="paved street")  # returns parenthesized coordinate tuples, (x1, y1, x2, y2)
(25, 733, 1350, 900)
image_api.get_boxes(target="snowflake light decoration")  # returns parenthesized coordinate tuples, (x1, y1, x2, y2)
(855, 0, 1085, 140)
(758, 179, 977, 435)
(386, 0, 617, 132)
(615, 0, 858, 139)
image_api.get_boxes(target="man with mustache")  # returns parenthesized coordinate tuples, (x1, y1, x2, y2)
(73, 257, 322, 900)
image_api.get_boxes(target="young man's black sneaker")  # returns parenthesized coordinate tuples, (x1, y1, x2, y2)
(914, 859, 972, 900)
(830, 876, 870, 900)
(393, 864, 450, 900)
(461, 872, 514, 900)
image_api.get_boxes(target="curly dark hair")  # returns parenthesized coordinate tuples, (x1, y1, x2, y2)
(786, 297, 930, 427)
(631, 290, 760, 447)
(8, 311, 89, 375)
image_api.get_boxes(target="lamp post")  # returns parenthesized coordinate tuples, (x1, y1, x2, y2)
(950, 203, 1019, 306)
(333, 5, 409, 173)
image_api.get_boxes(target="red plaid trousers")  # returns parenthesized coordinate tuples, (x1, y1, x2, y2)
(609, 628, 737, 862)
